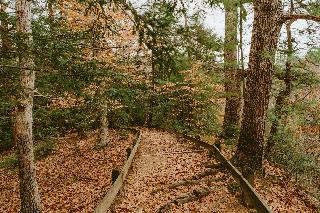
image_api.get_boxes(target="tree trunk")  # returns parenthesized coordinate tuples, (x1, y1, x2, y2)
(47, 0, 57, 69)
(145, 52, 156, 127)
(265, 5, 294, 158)
(99, 101, 109, 147)
(48, 0, 54, 28)
(223, 0, 242, 139)
(15, 0, 42, 212)
(234, 0, 283, 207)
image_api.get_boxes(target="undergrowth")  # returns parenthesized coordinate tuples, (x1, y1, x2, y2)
(270, 127, 320, 201)
(0, 139, 56, 170)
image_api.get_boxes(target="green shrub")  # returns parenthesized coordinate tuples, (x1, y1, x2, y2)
(0, 114, 14, 152)
(270, 126, 320, 199)
(109, 109, 131, 128)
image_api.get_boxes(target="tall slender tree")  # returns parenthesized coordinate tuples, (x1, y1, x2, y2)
(223, 0, 242, 139)
(98, 101, 109, 147)
(15, 0, 42, 211)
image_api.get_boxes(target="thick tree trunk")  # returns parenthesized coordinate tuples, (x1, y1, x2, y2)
(99, 101, 109, 147)
(15, 0, 42, 212)
(234, 0, 283, 207)
(223, 0, 242, 139)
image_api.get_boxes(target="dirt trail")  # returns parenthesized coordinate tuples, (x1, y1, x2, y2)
(110, 129, 248, 213)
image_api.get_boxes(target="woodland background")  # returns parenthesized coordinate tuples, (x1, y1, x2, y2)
(0, 0, 319, 212)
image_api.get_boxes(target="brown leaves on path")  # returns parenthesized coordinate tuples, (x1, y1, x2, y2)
(111, 129, 247, 213)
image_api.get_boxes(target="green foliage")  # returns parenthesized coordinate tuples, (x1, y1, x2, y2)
(306, 47, 320, 64)
(0, 140, 55, 170)
(227, 182, 240, 194)
(269, 47, 320, 200)
(270, 126, 319, 190)
(148, 68, 222, 136)
(305, 0, 320, 16)
(0, 114, 13, 152)
(34, 139, 56, 160)
(0, 153, 19, 170)
(0, 0, 222, 154)
(109, 109, 131, 128)
(33, 106, 96, 139)
(267, 98, 320, 199)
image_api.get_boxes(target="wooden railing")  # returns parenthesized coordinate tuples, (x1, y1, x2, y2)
(95, 128, 273, 213)
(177, 132, 273, 213)
(95, 129, 141, 213)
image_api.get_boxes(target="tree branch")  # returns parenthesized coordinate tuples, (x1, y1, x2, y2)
(282, 14, 320, 23)
(0, 64, 37, 71)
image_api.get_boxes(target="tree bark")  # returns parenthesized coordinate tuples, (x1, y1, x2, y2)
(234, 0, 283, 207)
(145, 52, 156, 127)
(99, 101, 109, 147)
(15, 0, 42, 212)
(48, 0, 54, 28)
(223, 0, 242, 139)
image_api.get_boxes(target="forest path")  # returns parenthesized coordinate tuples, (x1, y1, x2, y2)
(109, 129, 248, 213)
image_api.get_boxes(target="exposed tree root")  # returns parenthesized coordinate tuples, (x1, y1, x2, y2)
(151, 176, 226, 195)
(191, 166, 222, 180)
(202, 162, 224, 170)
(157, 186, 221, 213)
(151, 166, 223, 195)
(151, 165, 225, 195)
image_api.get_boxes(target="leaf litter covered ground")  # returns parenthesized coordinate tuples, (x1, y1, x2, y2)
(0, 129, 135, 212)
(111, 129, 318, 213)
(255, 161, 319, 212)
(0, 128, 318, 212)
(221, 142, 319, 212)
(110, 129, 248, 213)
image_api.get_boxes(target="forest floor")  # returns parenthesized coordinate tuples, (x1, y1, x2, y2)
(111, 129, 319, 213)
(110, 129, 248, 213)
(0, 129, 136, 212)
(0, 128, 319, 212)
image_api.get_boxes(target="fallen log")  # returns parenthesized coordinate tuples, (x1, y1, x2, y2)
(191, 168, 220, 180)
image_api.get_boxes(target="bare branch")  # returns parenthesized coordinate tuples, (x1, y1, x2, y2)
(282, 14, 320, 23)
(34, 89, 51, 98)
